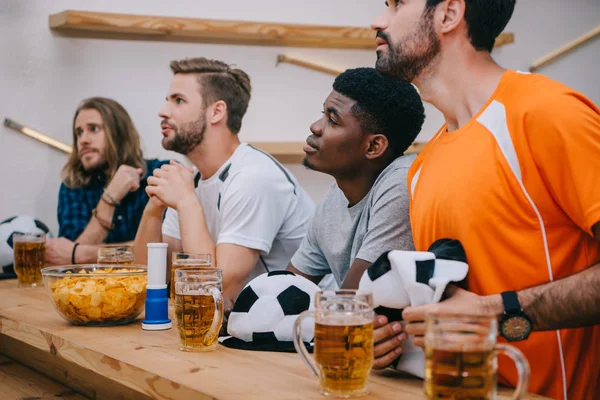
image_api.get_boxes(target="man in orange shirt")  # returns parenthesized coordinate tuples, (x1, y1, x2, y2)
(369, 0, 600, 399)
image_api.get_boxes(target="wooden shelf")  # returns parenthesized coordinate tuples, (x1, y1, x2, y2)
(252, 141, 426, 164)
(49, 10, 375, 49)
(49, 10, 513, 50)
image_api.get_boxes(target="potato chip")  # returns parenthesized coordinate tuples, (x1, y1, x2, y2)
(49, 268, 147, 325)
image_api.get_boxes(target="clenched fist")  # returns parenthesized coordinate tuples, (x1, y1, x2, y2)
(105, 165, 144, 202)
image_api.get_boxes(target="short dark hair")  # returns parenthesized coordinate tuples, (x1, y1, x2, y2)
(170, 58, 252, 134)
(426, 0, 516, 52)
(333, 68, 425, 158)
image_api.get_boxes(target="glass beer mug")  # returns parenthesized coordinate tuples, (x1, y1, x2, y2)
(170, 252, 212, 300)
(293, 290, 374, 398)
(425, 313, 530, 400)
(174, 268, 224, 352)
(13, 232, 46, 287)
(97, 245, 135, 265)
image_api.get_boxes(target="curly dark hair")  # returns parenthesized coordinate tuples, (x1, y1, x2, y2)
(333, 68, 425, 158)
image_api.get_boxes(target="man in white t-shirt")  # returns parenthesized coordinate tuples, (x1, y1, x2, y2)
(134, 57, 314, 302)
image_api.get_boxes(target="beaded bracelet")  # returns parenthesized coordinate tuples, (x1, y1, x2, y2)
(102, 190, 120, 207)
(92, 208, 115, 231)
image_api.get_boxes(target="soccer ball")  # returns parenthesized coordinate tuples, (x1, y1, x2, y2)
(0, 215, 52, 271)
(358, 239, 468, 378)
(223, 270, 321, 351)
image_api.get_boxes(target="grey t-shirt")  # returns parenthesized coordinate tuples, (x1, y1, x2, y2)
(291, 154, 416, 286)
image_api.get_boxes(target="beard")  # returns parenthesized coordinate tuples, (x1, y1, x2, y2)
(301, 156, 316, 171)
(162, 114, 206, 155)
(375, 9, 441, 82)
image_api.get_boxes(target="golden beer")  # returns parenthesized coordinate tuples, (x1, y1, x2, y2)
(97, 258, 135, 265)
(97, 245, 135, 265)
(314, 321, 374, 394)
(294, 290, 374, 398)
(174, 268, 223, 352)
(425, 348, 495, 399)
(175, 292, 222, 351)
(13, 236, 45, 287)
(424, 313, 530, 400)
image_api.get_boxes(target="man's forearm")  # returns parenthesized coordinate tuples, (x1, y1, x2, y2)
(484, 262, 600, 331)
(76, 199, 116, 244)
(134, 209, 165, 264)
(519, 262, 600, 330)
(177, 197, 216, 264)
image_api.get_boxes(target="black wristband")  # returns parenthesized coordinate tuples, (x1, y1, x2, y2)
(72, 242, 80, 264)
(501, 291, 521, 313)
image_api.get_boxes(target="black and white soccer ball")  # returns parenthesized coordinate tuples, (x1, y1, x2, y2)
(0, 215, 52, 271)
(223, 270, 321, 351)
(358, 239, 468, 378)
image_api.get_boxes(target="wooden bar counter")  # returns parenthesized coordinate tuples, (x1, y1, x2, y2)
(0, 281, 546, 400)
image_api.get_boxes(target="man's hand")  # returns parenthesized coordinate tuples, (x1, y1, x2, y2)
(402, 286, 502, 347)
(144, 193, 168, 218)
(372, 315, 409, 369)
(46, 237, 75, 265)
(105, 165, 144, 202)
(146, 161, 196, 211)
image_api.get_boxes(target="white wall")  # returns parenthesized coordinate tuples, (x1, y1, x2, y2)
(1, 0, 599, 235)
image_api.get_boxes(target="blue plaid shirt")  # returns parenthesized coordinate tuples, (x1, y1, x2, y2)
(57, 159, 170, 242)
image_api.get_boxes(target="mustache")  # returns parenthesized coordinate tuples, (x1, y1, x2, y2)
(376, 30, 390, 44)
(161, 119, 175, 129)
(306, 135, 319, 150)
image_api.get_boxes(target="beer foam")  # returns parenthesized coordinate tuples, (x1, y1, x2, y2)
(318, 314, 372, 326)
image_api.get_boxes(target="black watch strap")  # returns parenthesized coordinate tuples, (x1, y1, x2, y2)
(501, 291, 521, 314)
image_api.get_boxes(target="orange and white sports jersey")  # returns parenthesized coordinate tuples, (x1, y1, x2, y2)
(408, 70, 600, 400)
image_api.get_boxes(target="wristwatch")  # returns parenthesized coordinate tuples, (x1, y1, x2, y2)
(499, 291, 533, 342)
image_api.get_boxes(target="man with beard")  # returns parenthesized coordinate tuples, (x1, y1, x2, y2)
(287, 67, 425, 369)
(134, 57, 315, 303)
(371, 1, 600, 398)
(46, 97, 169, 265)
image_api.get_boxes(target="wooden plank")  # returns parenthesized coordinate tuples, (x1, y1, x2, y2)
(495, 32, 515, 49)
(0, 335, 150, 400)
(277, 55, 344, 76)
(49, 10, 514, 50)
(49, 10, 376, 49)
(0, 353, 87, 399)
(0, 282, 547, 400)
(530, 25, 600, 72)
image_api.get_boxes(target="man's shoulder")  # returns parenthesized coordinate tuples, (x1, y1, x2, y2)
(375, 154, 415, 188)
(502, 71, 586, 113)
(226, 145, 300, 187)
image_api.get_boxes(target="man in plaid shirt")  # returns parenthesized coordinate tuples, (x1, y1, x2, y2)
(46, 97, 169, 264)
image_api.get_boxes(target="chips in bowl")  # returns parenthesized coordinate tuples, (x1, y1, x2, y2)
(42, 265, 147, 326)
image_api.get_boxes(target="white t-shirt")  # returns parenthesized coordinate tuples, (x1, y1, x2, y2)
(162, 143, 315, 279)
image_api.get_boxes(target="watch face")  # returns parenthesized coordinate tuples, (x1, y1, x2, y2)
(501, 316, 532, 341)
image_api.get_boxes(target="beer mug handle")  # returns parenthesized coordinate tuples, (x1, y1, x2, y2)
(293, 310, 319, 377)
(495, 343, 530, 400)
(208, 287, 224, 339)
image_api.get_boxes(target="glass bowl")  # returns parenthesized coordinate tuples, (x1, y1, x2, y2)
(41, 264, 147, 326)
